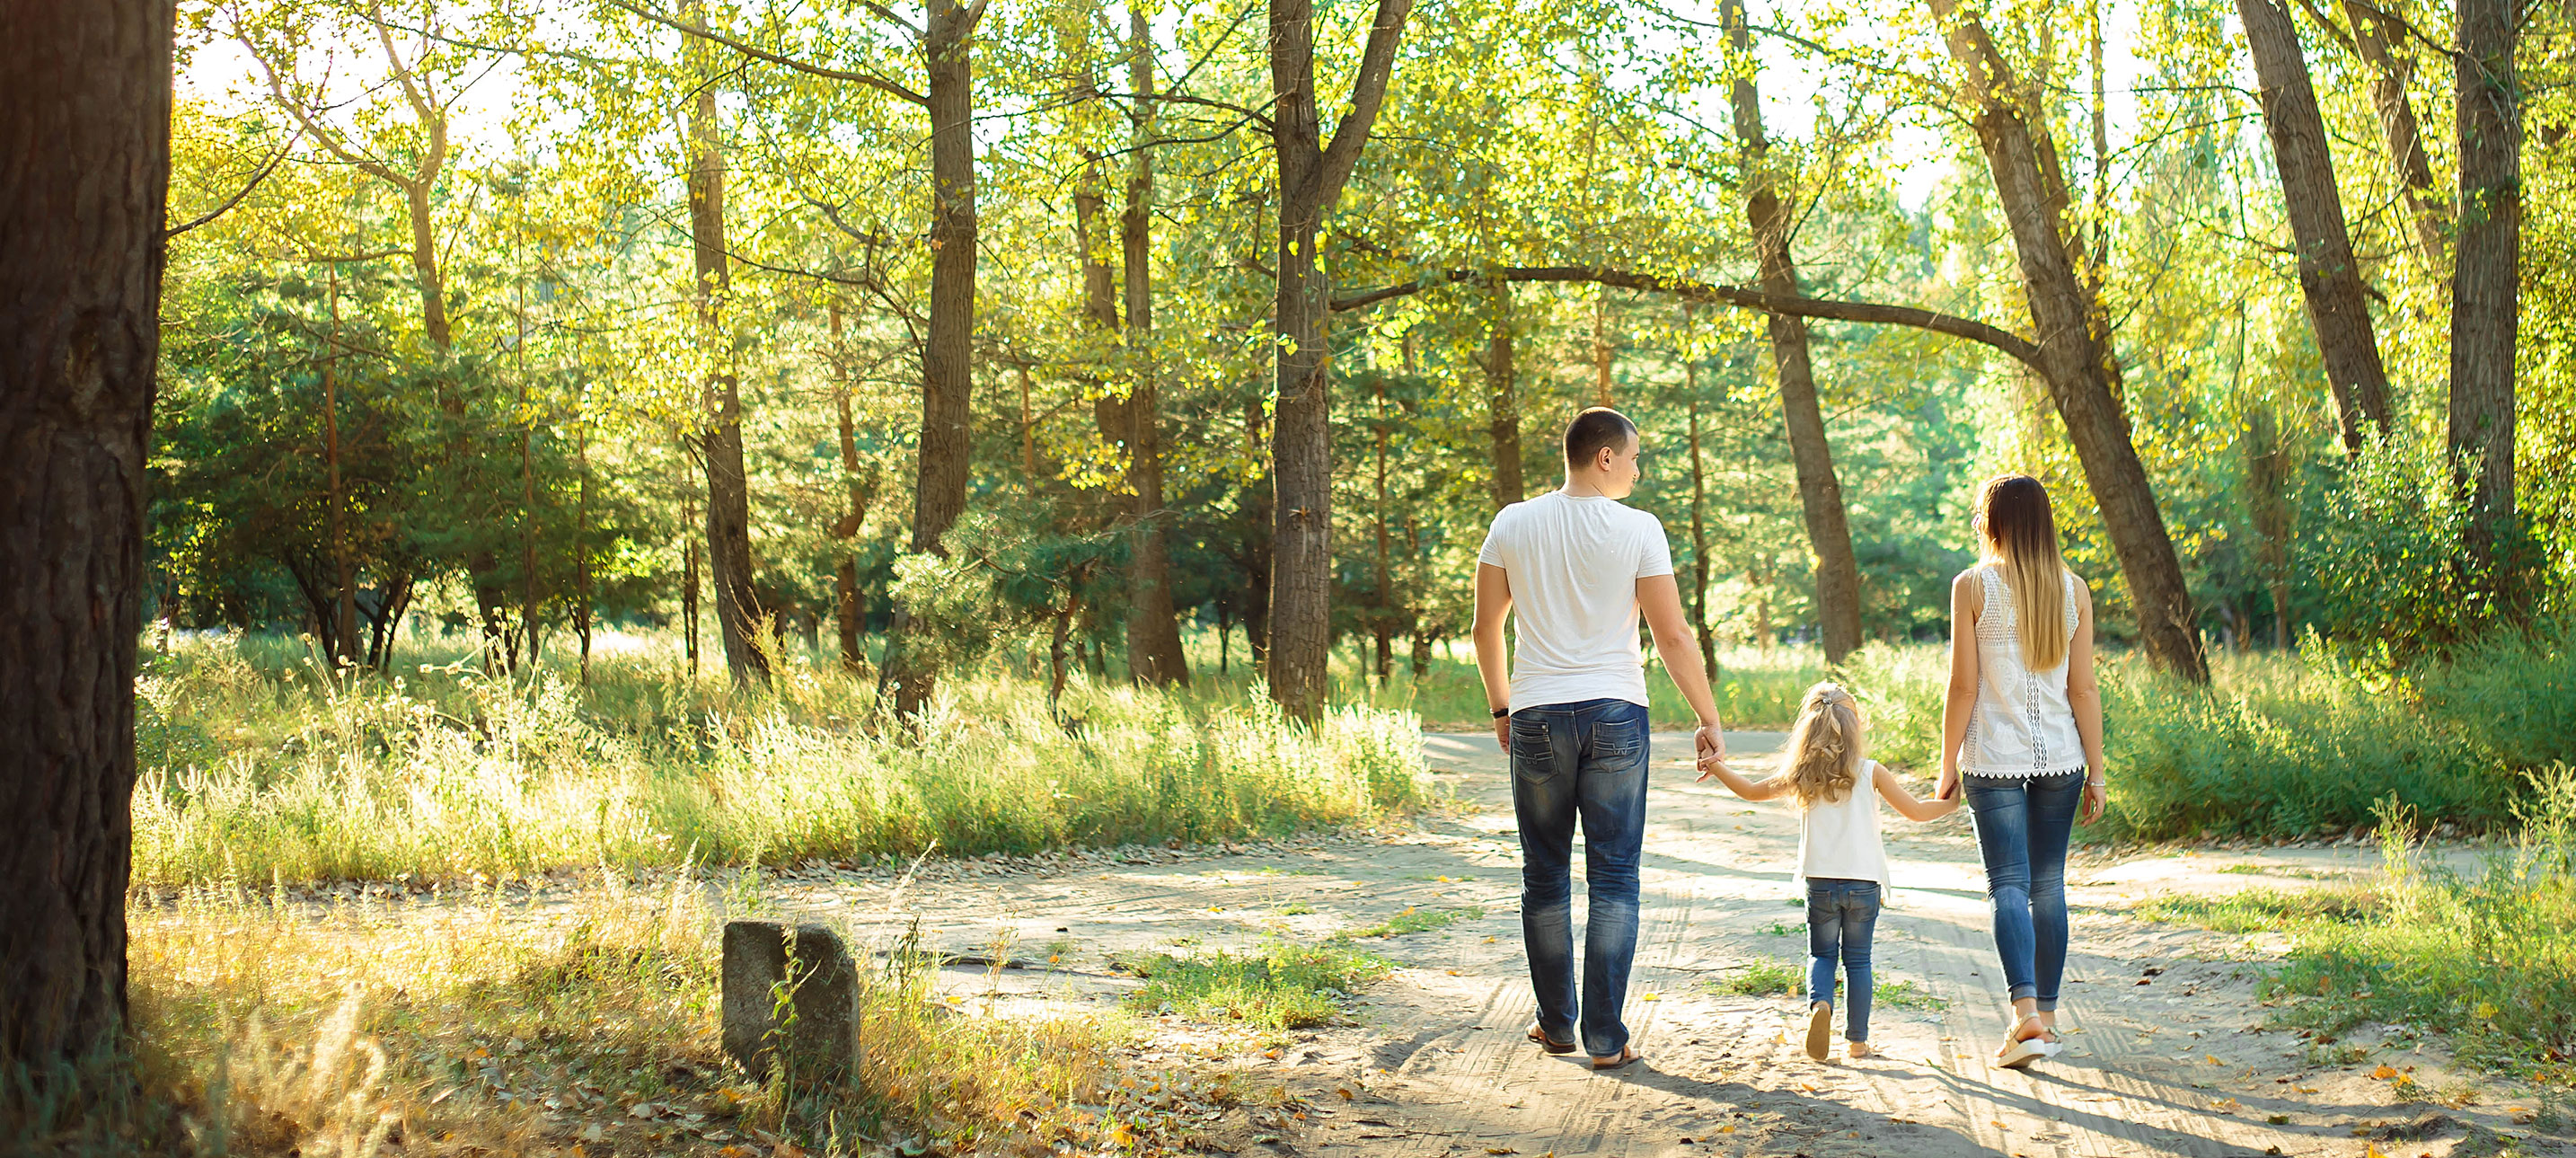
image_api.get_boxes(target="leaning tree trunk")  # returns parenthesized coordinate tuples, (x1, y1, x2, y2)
(1479, 279, 1523, 510)
(682, 7, 768, 685)
(2451, 0, 2519, 598)
(1724, 0, 1863, 664)
(2238, 0, 2392, 453)
(2337, 0, 2447, 272)
(1119, 1, 1191, 685)
(1927, 0, 2209, 683)
(886, 0, 984, 717)
(0, 0, 171, 1074)
(1263, 0, 1414, 721)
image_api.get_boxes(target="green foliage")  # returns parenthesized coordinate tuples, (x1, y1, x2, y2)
(130, 632, 1428, 887)
(1119, 941, 1392, 1030)
(2302, 438, 2493, 671)
(1706, 959, 1803, 997)
(2137, 780, 2576, 1091)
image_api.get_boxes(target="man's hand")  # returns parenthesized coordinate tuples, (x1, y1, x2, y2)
(1694, 723, 1725, 769)
(1493, 714, 1511, 755)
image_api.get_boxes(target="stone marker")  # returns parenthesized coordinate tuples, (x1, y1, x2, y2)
(721, 920, 860, 1083)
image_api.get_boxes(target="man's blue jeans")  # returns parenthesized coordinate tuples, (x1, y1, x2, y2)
(1963, 771, 2085, 1010)
(1510, 697, 1651, 1058)
(1806, 878, 1881, 1042)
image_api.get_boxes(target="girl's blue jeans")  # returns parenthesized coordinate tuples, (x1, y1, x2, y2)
(1963, 770, 2085, 1009)
(1509, 697, 1652, 1059)
(1806, 878, 1881, 1042)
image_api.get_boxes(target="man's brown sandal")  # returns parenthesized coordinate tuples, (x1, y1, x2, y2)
(1526, 1022, 1577, 1054)
(1590, 1045, 1642, 1070)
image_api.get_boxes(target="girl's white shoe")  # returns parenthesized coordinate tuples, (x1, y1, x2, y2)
(1994, 1012, 2060, 1069)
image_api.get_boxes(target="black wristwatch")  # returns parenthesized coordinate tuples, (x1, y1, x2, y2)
(1490, 706, 1511, 720)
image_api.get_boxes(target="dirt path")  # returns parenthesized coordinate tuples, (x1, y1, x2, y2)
(763, 732, 2563, 1158)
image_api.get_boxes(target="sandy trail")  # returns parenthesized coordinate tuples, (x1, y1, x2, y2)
(760, 732, 2563, 1158)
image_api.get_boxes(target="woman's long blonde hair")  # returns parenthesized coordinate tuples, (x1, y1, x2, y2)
(1783, 683, 1865, 809)
(1977, 473, 2071, 671)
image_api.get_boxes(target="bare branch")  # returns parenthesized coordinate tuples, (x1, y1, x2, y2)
(604, 0, 930, 106)
(1314, 0, 1416, 195)
(164, 126, 307, 240)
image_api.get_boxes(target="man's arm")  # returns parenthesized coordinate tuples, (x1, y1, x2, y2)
(1638, 574, 1725, 765)
(1472, 562, 1514, 752)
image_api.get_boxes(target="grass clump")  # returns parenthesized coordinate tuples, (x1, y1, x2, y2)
(132, 632, 1428, 888)
(1707, 959, 1803, 997)
(1340, 906, 1485, 940)
(2135, 776, 2576, 1091)
(1872, 978, 1950, 1011)
(1120, 941, 1392, 1030)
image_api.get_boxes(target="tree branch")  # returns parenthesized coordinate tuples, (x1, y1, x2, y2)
(605, 0, 930, 106)
(1329, 266, 2047, 375)
(1314, 0, 1416, 196)
(164, 126, 306, 240)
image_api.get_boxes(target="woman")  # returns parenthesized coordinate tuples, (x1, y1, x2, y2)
(1936, 474, 2108, 1069)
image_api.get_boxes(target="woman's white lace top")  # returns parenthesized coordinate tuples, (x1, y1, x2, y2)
(1963, 563, 2087, 778)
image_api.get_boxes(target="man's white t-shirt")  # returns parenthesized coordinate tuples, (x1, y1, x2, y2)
(1477, 490, 1674, 711)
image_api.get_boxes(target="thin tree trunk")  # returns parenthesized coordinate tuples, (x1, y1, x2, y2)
(2239, 0, 2393, 453)
(682, 0, 767, 685)
(1373, 376, 1392, 685)
(1591, 287, 1614, 406)
(0, 0, 170, 1073)
(886, 0, 985, 716)
(2451, 0, 2519, 596)
(1688, 397, 1716, 677)
(1241, 394, 1273, 672)
(827, 301, 874, 675)
(2327, 0, 2448, 271)
(323, 266, 358, 667)
(1724, 0, 1863, 664)
(1264, 0, 1415, 721)
(1480, 279, 1523, 510)
(1120, 3, 1190, 685)
(682, 494, 700, 678)
(1925, 0, 2210, 683)
(576, 418, 592, 685)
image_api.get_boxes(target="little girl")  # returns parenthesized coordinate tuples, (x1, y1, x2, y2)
(1698, 682, 1957, 1061)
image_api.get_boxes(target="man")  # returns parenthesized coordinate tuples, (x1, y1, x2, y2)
(1473, 407, 1727, 1070)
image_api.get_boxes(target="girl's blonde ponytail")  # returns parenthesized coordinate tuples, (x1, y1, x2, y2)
(1784, 683, 1865, 809)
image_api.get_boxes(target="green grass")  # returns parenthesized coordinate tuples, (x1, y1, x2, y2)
(1118, 941, 1392, 1030)
(1872, 978, 1950, 1011)
(1707, 959, 1803, 997)
(1760, 920, 1801, 937)
(2134, 778, 2576, 1091)
(1341, 906, 1486, 939)
(132, 631, 1428, 887)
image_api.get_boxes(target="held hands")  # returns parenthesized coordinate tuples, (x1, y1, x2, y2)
(1935, 764, 1962, 802)
(1693, 723, 1725, 777)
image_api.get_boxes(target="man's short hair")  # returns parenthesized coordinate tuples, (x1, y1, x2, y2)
(1564, 407, 1638, 469)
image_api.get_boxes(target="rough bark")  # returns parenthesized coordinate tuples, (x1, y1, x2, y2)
(1265, 0, 1416, 720)
(2239, 0, 2393, 453)
(1240, 395, 1273, 670)
(1926, 0, 2209, 682)
(1724, 0, 1862, 664)
(886, 0, 985, 716)
(0, 0, 170, 1072)
(2451, 0, 2519, 593)
(683, 4, 769, 685)
(828, 303, 875, 675)
(1119, 2, 1190, 686)
(2336, 0, 2448, 271)
(1478, 279, 1523, 510)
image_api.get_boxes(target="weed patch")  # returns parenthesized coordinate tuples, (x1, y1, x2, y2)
(1119, 942, 1391, 1030)
(1707, 959, 1802, 997)
(1341, 906, 1485, 940)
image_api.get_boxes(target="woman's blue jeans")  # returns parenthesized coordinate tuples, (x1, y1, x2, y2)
(1806, 878, 1881, 1042)
(1509, 698, 1651, 1058)
(1963, 771, 2084, 1010)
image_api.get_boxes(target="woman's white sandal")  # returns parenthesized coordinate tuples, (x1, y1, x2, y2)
(1994, 1012, 2060, 1069)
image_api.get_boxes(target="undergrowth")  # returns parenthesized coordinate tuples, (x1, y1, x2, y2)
(1117, 942, 1391, 1031)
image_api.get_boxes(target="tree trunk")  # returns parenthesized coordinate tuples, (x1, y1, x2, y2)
(682, 2, 768, 686)
(1926, 0, 2210, 683)
(829, 304, 875, 676)
(2239, 0, 2393, 453)
(886, 0, 984, 716)
(1240, 395, 1273, 672)
(2451, 0, 2519, 596)
(1264, 0, 1415, 721)
(1724, 0, 1863, 664)
(682, 494, 700, 677)
(1480, 279, 1523, 509)
(2333, 0, 2447, 272)
(576, 418, 593, 685)
(1373, 376, 1392, 685)
(323, 268, 358, 667)
(1120, 4, 1191, 686)
(1688, 398, 1716, 677)
(0, 0, 169, 1074)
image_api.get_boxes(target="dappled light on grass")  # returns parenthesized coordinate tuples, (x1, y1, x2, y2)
(2134, 773, 2576, 1092)
(131, 632, 1428, 888)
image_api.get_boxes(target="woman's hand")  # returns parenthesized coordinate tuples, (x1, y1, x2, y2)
(1936, 763, 1962, 801)
(2079, 775, 2108, 825)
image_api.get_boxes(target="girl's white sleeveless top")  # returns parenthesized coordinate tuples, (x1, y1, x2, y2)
(1799, 760, 1891, 889)
(1963, 563, 2087, 778)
